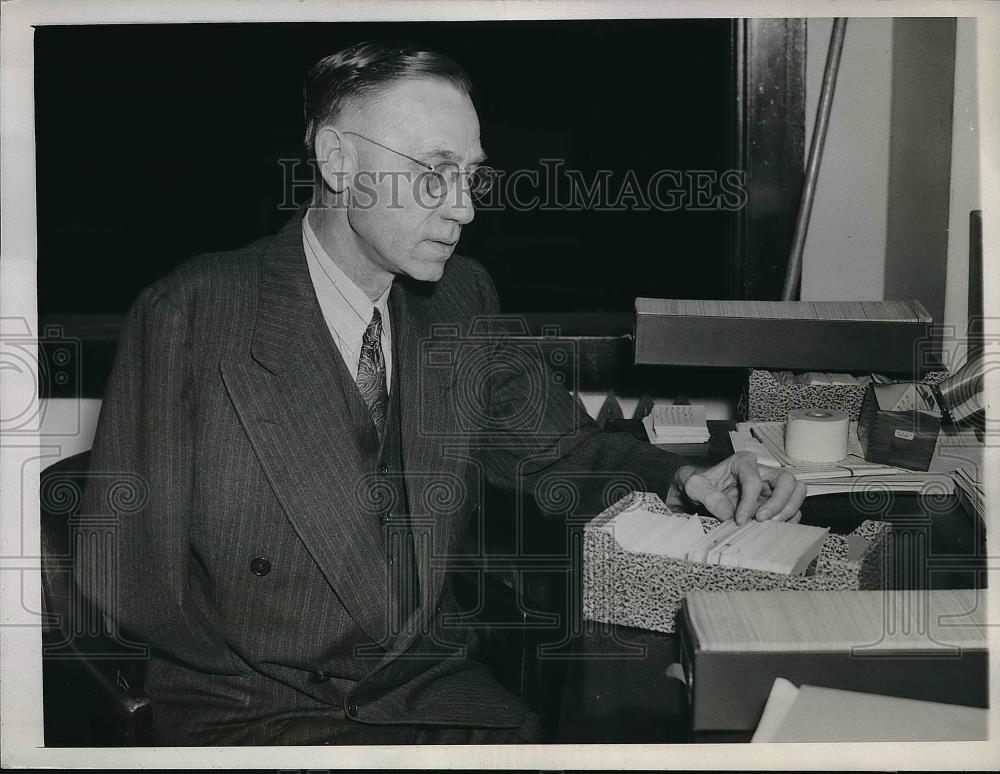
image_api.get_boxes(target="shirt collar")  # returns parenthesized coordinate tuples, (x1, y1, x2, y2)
(302, 211, 391, 324)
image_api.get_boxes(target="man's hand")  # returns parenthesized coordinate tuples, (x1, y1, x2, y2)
(667, 451, 806, 524)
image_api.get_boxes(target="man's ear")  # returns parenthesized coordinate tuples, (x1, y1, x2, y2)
(314, 126, 352, 193)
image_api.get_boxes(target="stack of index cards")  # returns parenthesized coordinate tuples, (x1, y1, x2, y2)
(596, 506, 706, 559)
(646, 404, 711, 443)
(686, 520, 829, 576)
(600, 505, 829, 576)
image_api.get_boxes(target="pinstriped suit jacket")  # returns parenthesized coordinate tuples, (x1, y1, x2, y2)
(77, 210, 687, 744)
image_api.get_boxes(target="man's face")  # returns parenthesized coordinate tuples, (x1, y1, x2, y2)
(342, 78, 484, 283)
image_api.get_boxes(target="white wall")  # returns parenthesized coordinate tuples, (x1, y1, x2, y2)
(800, 18, 892, 301)
(942, 18, 981, 370)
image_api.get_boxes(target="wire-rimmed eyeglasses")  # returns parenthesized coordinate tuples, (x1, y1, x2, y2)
(342, 130, 496, 202)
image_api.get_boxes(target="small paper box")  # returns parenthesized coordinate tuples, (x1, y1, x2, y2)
(741, 368, 870, 422)
(582, 493, 890, 634)
(858, 382, 942, 471)
(739, 368, 950, 423)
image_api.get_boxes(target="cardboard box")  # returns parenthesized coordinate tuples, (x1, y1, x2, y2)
(858, 382, 943, 471)
(739, 368, 950, 423)
(633, 299, 934, 372)
(678, 590, 988, 732)
(581, 493, 889, 635)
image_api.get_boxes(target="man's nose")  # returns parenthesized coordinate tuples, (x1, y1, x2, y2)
(440, 178, 476, 225)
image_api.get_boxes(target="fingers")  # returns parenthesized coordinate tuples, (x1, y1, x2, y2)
(683, 471, 736, 521)
(731, 452, 764, 525)
(731, 482, 770, 507)
(677, 453, 804, 525)
(755, 468, 807, 522)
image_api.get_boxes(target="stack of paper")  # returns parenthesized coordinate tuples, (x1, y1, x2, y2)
(727, 430, 783, 468)
(926, 427, 984, 520)
(931, 425, 983, 473)
(732, 421, 957, 496)
(600, 505, 828, 576)
(642, 404, 710, 444)
(802, 473, 957, 496)
(752, 679, 988, 742)
(952, 467, 984, 522)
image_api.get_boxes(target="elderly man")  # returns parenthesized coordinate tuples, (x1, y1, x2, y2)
(78, 41, 805, 746)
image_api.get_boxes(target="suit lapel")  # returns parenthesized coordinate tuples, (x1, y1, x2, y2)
(384, 280, 464, 654)
(220, 213, 393, 645)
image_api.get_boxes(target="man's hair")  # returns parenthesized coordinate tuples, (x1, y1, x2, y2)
(303, 40, 473, 156)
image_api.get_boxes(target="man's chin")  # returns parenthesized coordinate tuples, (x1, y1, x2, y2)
(404, 256, 450, 283)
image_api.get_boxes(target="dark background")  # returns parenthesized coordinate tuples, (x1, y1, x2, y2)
(35, 20, 733, 316)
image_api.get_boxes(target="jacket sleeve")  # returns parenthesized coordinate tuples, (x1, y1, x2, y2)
(75, 283, 241, 673)
(467, 262, 693, 517)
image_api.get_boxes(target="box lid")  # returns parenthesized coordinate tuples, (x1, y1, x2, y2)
(683, 589, 987, 653)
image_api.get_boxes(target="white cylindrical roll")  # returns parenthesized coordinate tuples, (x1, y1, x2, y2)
(785, 408, 849, 463)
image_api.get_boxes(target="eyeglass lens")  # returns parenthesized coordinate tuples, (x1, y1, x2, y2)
(423, 163, 496, 200)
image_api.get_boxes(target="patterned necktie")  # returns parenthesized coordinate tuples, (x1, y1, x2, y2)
(356, 308, 388, 443)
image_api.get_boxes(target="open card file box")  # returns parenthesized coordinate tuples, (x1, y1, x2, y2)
(678, 588, 989, 732)
(858, 381, 943, 471)
(581, 492, 889, 635)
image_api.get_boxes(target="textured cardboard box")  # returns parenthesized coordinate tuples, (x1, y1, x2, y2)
(581, 493, 889, 635)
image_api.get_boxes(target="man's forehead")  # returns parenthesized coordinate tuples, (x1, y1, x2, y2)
(359, 78, 482, 158)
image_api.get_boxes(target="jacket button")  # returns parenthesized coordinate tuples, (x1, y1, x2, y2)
(346, 701, 359, 718)
(309, 670, 330, 684)
(249, 556, 271, 576)
(379, 512, 391, 525)
(377, 464, 388, 474)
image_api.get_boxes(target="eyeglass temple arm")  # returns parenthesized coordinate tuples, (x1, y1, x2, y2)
(340, 130, 433, 171)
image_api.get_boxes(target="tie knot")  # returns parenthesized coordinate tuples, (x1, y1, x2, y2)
(363, 308, 382, 343)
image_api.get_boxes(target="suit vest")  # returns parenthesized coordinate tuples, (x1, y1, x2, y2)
(332, 298, 419, 640)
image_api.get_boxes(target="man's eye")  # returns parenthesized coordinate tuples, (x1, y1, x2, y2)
(434, 164, 461, 184)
